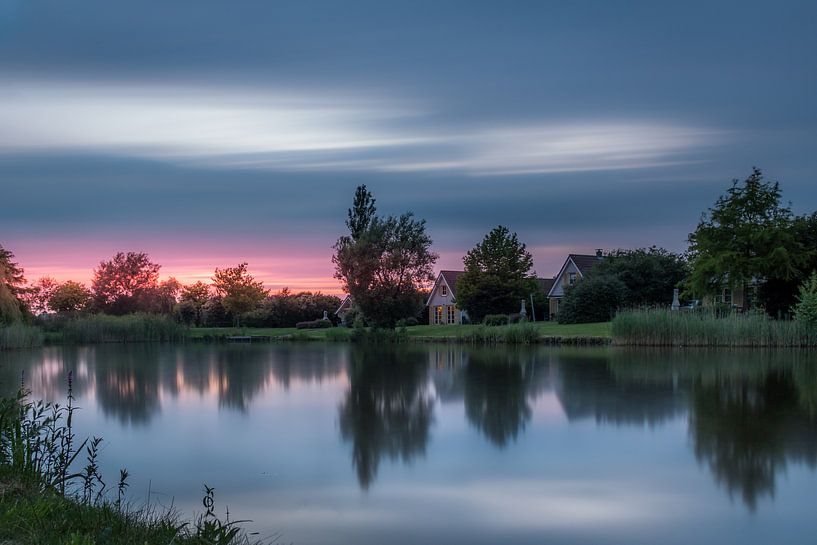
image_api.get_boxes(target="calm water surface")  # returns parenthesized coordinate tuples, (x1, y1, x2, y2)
(2, 343, 816, 544)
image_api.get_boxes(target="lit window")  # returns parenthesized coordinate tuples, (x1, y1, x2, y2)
(435, 306, 444, 324)
(448, 306, 456, 324)
(441, 284, 447, 297)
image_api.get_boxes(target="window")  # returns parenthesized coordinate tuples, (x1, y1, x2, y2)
(435, 306, 444, 325)
(447, 306, 456, 324)
(721, 288, 732, 306)
(441, 284, 448, 297)
(568, 272, 577, 286)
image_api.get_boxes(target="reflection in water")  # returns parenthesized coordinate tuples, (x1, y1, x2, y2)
(2, 343, 817, 511)
(608, 350, 817, 510)
(338, 346, 434, 489)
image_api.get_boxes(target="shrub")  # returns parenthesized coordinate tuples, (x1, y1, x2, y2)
(558, 275, 626, 324)
(503, 322, 539, 344)
(295, 319, 333, 329)
(483, 314, 509, 326)
(794, 272, 817, 328)
(395, 317, 420, 327)
(508, 313, 527, 324)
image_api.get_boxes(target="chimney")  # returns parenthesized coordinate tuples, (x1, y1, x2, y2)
(595, 248, 603, 258)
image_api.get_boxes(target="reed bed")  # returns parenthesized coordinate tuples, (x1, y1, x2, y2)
(0, 324, 44, 350)
(459, 322, 541, 344)
(61, 314, 186, 344)
(612, 308, 817, 347)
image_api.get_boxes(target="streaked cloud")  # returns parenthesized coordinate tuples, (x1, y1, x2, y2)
(0, 79, 720, 176)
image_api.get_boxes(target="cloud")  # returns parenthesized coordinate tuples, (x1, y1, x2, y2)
(0, 79, 720, 176)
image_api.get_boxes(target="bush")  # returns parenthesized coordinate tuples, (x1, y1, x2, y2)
(395, 317, 420, 327)
(508, 313, 527, 324)
(295, 319, 333, 329)
(558, 275, 626, 324)
(483, 314, 509, 326)
(794, 272, 817, 328)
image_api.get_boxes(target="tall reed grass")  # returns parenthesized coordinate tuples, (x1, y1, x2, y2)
(459, 322, 540, 344)
(61, 314, 186, 344)
(0, 324, 44, 350)
(0, 384, 258, 544)
(612, 308, 817, 347)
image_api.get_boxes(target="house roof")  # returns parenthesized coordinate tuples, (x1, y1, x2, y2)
(538, 277, 555, 294)
(569, 254, 602, 275)
(334, 294, 352, 315)
(547, 254, 603, 297)
(441, 270, 464, 296)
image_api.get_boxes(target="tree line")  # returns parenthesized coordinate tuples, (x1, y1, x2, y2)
(0, 248, 340, 328)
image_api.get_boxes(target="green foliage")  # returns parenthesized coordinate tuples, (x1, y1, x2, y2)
(348, 326, 409, 344)
(483, 314, 509, 326)
(687, 168, 801, 309)
(346, 184, 377, 241)
(794, 273, 817, 328)
(242, 289, 342, 328)
(0, 325, 44, 350)
(334, 186, 437, 328)
(459, 323, 539, 344)
(49, 281, 92, 314)
(60, 314, 186, 344)
(0, 283, 23, 325)
(558, 275, 627, 324)
(612, 308, 817, 347)
(456, 226, 539, 323)
(593, 247, 688, 306)
(0, 244, 27, 324)
(211, 263, 268, 326)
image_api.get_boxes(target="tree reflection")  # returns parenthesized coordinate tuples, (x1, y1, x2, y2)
(463, 348, 546, 448)
(338, 346, 433, 489)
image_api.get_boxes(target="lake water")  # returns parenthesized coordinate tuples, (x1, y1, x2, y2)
(2, 343, 816, 544)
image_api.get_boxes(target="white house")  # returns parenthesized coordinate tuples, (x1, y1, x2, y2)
(547, 251, 603, 318)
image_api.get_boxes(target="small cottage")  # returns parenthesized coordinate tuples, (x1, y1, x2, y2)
(426, 270, 467, 325)
(547, 251, 603, 318)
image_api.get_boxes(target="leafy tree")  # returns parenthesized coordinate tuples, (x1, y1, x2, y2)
(758, 212, 817, 316)
(687, 168, 802, 311)
(178, 281, 211, 326)
(91, 252, 161, 314)
(346, 184, 377, 241)
(0, 244, 27, 324)
(455, 226, 538, 323)
(48, 281, 92, 313)
(558, 274, 627, 324)
(333, 186, 437, 328)
(211, 263, 268, 325)
(22, 276, 59, 315)
(793, 273, 817, 328)
(594, 247, 688, 307)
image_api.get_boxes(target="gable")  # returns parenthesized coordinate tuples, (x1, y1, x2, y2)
(426, 270, 463, 307)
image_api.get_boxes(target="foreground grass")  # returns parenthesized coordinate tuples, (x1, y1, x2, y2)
(1, 390, 258, 545)
(613, 308, 817, 347)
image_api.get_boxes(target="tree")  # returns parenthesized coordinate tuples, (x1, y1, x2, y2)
(593, 247, 688, 307)
(558, 274, 627, 324)
(687, 168, 802, 311)
(333, 186, 437, 328)
(178, 281, 211, 326)
(48, 281, 92, 313)
(211, 263, 268, 325)
(455, 226, 538, 323)
(758, 212, 817, 316)
(793, 273, 817, 328)
(0, 244, 27, 324)
(346, 184, 378, 241)
(91, 252, 161, 314)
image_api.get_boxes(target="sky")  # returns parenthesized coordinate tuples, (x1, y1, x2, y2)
(2, 0, 816, 293)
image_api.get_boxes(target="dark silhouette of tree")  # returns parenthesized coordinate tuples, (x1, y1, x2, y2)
(456, 226, 539, 323)
(333, 186, 437, 328)
(338, 346, 433, 489)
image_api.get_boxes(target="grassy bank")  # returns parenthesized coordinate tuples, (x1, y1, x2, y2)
(0, 390, 257, 545)
(612, 308, 817, 347)
(191, 321, 612, 344)
(0, 324, 44, 350)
